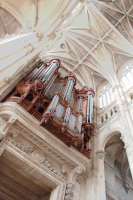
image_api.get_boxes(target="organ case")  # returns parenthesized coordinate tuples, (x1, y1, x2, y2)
(6, 59, 95, 158)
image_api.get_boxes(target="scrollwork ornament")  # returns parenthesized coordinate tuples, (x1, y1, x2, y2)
(9, 116, 17, 124)
(61, 165, 67, 174)
(76, 166, 84, 175)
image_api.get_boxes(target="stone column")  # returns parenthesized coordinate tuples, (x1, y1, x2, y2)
(113, 85, 133, 178)
(96, 150, 106, 200)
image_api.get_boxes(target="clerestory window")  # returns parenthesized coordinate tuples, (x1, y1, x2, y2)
(99, 84, 114, 110)
(120, 62, 133, 91)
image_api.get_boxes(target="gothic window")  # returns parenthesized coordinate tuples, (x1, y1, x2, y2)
(99, 84, 114, 109)
(120, 62, 133, 91)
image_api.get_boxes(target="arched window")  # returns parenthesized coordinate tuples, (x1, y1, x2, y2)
(99, 84, 114, 109)
(120, 61, 133, 91)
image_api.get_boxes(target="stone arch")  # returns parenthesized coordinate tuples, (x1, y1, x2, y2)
(98, 128, 123, 151)
(0, 1, 32, 31)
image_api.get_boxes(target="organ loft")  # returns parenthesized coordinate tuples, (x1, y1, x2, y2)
(5, 59, 95, 158)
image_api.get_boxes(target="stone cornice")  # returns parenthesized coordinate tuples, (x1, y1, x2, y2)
(0, 102, 90, 173)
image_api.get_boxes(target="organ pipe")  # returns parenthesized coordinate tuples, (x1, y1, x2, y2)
(76, 114, 82, 134)
(62, 79, 74, 101)
(86, 94, 93, 123)
(62, 80, 71, 100)
(77, 98, 83, 112)
(40, 62, 57, 83)
(6, 59, 95, 159)
(63, 107, 71, 123)
(44, 75, 57, 94)
(30, 64, 45, 82)
(48, 95, 59, 113)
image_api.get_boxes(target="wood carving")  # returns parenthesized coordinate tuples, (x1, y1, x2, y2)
(5, 59, 95, 158)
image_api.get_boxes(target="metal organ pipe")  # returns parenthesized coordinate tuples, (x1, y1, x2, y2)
(90, 94, 93, 123)
(30, 64, 45, 82)
(62, 80, 71, 100)
(48, 82, 64, 99)
(44, 75, 57, 94)
(63, 107, 71, 123)
(40, 62, 58, 83)
(62, 79, 74, 101)
(48, 95, 59, 113)
(66, 81, 74, 101)
(86, 94, 93, 123)
(76, 114, 82, 134)
(45, 63, 57, 83)
(77, 98, 83, 112)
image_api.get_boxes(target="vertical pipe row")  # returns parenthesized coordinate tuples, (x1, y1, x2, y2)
(62, 79, 74, 101)
(45, 63, 57, 83)
(44, 75, 57, 94)
(48, 82, 64, 99)
(30, 64, 45, 82)
(63, 107, 71, 123)
(86, 94, 93, 123)
(62, 80, 71, 100)
(40, 62, 58, 83)
(48, 95, 59, 113)
(66, 81, 74, 101)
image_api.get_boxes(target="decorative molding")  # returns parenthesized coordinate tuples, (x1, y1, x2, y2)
(65, 182, 74, 200)
(96, 150, 106, 160)
(0, 103, 89, 171)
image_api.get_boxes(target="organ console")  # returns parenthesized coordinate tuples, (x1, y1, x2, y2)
(6, 59, 95, 158)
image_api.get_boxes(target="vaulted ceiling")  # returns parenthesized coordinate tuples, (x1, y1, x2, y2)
(1, 0, 133, 90)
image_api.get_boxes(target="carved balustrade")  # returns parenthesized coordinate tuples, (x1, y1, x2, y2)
(97, 101, 120, 127)
(5, 59, 95, 158)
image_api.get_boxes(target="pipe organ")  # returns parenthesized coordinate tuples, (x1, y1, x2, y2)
(6, 59, 95, 158)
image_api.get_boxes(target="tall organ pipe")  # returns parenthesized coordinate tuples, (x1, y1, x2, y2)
(77, 98, 83, 112)
(44, 63, 57, 83)
(63, 107, 71, 123)
(76, 114, 82, 134)
(40, 62, 57, 83)
(90, 95, 93, 123)
(66, 81, 74, 101)
(44, 75, 57, 94)
(62, 80, 74, 101)
(30, 64, 45, 82)
(48, 95, 59, 113)
(62, 80, 71, 100)
(86, 94, 93, 123)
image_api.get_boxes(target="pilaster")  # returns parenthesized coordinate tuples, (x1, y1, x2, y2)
(96, 150, 106, 200)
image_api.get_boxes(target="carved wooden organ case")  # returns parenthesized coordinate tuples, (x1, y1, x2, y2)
(6, 59, 95, 158)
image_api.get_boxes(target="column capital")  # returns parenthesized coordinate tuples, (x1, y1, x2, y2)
(96, 150, 106, 160)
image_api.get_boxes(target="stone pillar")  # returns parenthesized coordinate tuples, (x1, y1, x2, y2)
(96, 150, 106, 200)
(65, 182, 74, 200)
(113, 85, 133, 178)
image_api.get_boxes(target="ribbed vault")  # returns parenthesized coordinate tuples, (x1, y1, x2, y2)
(41, 1, 133, 89)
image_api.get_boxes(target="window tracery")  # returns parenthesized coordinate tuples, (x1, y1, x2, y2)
(99, 84, 114, 109)
(120, 62, 133, 91)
